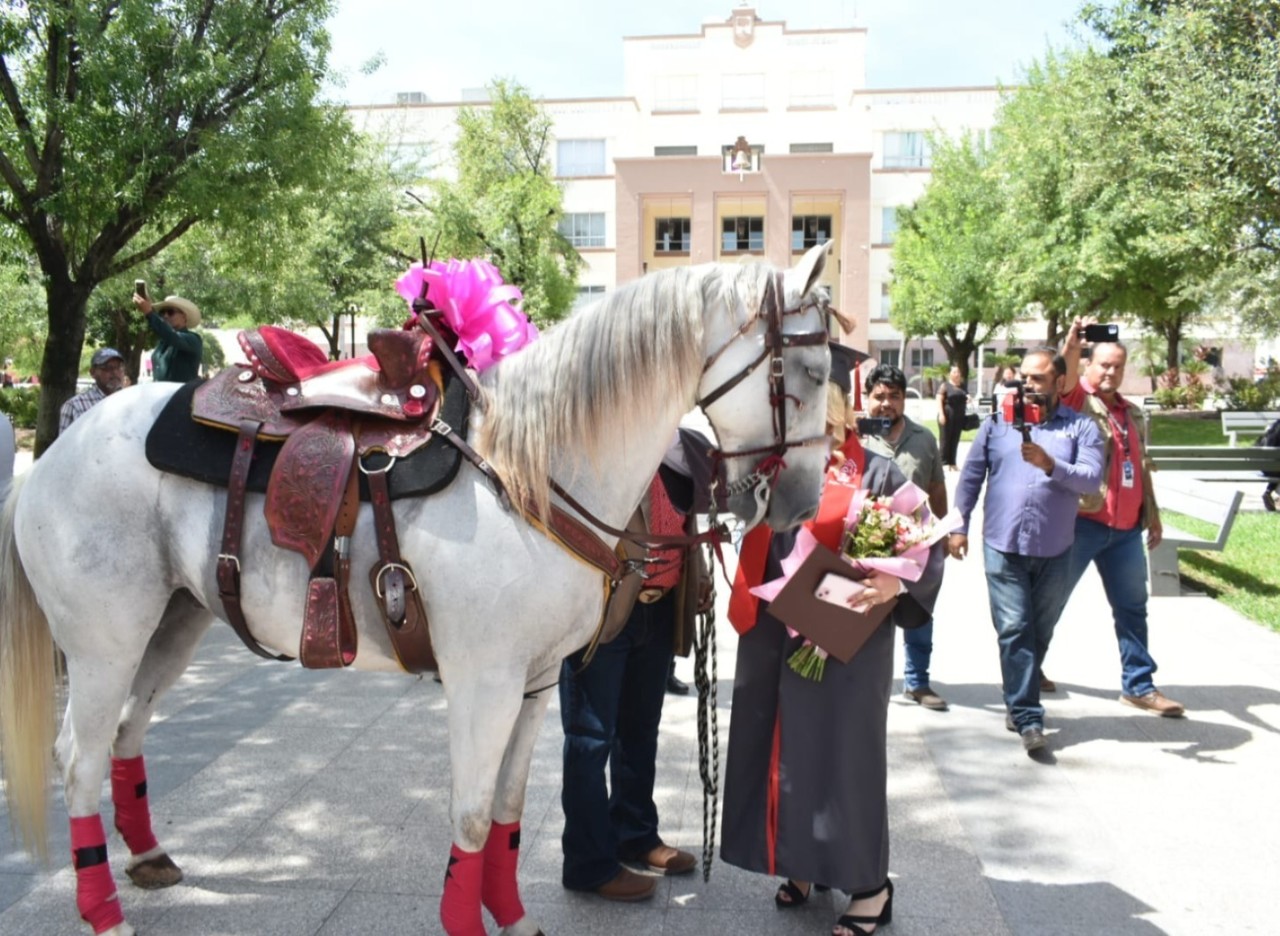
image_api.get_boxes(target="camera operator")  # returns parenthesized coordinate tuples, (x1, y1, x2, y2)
(1047, 320, 1185, 717)
(948, 349, 1105, 754)
(862, 363, 950, 710)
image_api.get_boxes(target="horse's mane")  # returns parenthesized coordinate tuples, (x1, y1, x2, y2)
(477, 261, 773, 518)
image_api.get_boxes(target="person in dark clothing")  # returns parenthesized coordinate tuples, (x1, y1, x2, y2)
(133, 292, 203, 382)
(937, 364, 968, 469)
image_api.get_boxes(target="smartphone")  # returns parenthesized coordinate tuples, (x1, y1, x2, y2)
(815, 572, 868, 609)
(134, 279, 148, 300)
(1083, 323, 1119, 343)
(856, 416, 893, 436)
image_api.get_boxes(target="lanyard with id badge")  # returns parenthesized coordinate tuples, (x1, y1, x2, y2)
(1108, 409, 1135, 488)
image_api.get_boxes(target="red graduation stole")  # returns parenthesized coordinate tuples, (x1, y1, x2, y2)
(727, 437, 866, 634)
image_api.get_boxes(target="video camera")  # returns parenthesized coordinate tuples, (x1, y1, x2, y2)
(855, 416, 893, 437)
(999, 380, 1048, 441)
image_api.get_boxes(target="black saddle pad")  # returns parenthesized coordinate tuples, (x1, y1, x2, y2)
(145, 370, 471, 502)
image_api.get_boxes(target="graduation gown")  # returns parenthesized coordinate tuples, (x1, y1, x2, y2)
(720, 438, 944, 891)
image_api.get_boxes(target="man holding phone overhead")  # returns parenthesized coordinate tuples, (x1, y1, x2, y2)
(133, 281, 203, 383)
(1052, 320, 1185, 718)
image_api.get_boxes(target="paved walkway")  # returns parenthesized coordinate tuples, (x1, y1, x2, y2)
(3, 447, 1279, 935)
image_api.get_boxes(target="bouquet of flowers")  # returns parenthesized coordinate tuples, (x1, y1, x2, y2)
(750, 480, 959, 682)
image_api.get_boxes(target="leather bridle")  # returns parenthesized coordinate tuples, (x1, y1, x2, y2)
(696, 271, 830, 509)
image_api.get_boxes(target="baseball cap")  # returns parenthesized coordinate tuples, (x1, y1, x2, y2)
(91, 348, 125, 368)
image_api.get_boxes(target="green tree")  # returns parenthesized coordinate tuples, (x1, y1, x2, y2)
(0, 0, 347, 454)
(889, 133, 1019, 383)
(414, 80, 579, 326)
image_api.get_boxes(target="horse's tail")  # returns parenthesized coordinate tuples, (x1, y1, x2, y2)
(0, 471, 58, 862)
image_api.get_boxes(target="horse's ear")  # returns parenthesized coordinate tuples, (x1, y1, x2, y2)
(787, 241, 830, 303)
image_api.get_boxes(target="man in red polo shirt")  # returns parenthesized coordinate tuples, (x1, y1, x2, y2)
(1056, 322, 1184, 717)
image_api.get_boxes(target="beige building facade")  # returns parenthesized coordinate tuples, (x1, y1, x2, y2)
(349, 5, 1012, 388)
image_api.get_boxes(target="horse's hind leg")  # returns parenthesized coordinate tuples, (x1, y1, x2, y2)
(110, 590, 214, 889)
(486, 667, 557, 936)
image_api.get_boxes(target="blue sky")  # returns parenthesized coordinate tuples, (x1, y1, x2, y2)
(324, 0, 1086, 105)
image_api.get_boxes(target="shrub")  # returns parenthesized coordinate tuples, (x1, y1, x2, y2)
(0, 387, 40, 428)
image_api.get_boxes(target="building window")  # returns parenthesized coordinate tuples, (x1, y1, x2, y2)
(575, 285, 606, 310)
(910, 348, 935, 368)
(556, 139, 606, 177)
(654, 145, 697, 157)
(883, 131, 931, 169)
(789, 70, 833, 108)
(790, 142, 834, 154)
(722, 73, 765, 109)
(654, 75, 697, 111)
(792, 215, 832, 251)
(558, 212, 606, 248)
(655, 217, 691, 254)
(881, 207, 900, 244)
(880, 348, 901, 368)
(722, 216, 764, 252)
(876, 283, 891, 320)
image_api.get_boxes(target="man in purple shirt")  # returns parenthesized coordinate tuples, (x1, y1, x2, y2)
(948, 349, 1104, 754)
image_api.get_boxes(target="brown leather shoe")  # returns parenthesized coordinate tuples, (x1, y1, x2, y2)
(595, 867, 657, 902)
(904, 687, 949, 711)
(1039, 673, 1057, 693)
(629, 843, 696, 876)
(1121, 690, 1185, 718)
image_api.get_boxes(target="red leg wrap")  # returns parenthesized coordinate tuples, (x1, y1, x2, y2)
(70, 815, 125, 934)
(482, 820, 526, 927)
(110, 755, 160, 855)
(440, 844, 485, 936)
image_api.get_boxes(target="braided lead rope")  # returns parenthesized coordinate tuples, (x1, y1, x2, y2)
(693, 579, 720, 883)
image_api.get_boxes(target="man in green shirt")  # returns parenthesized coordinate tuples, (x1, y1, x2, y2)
(133, 292, 203, 382)
(861, 363, 951, 710)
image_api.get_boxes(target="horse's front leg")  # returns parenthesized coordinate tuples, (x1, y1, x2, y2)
(440, 671, 528, 936)
(486, 665, 557, 936)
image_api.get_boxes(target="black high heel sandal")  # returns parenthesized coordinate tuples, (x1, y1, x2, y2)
(774, 879, 811, 908)
(833, 879, 893, 935)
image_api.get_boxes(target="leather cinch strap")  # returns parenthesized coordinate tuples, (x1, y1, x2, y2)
(217, 420, 294, 662)
(365, 465, 437, 673)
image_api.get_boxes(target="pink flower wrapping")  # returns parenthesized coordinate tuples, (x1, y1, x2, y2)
(395, 258, 538, 371)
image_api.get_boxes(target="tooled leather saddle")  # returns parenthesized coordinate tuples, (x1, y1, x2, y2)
(176, 325, 468, 673)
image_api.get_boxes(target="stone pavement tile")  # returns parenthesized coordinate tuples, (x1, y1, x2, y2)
(349, 813, 453, 897)
(158, 727, 364, 820)
(0, 865, 172, 936)
(213, 809, 399, 891)
(518, 891, 680, 936)
(660, 904, 837, 935)
(987, 878, 1164, 936)
(315, 890, 439, 934)
(141, 883, 347, 935)
(0, 871, 37, 913)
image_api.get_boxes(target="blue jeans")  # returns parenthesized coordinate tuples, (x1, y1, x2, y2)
(983, 543, 1072, 731)
(902, 618, 934, 691)
(1067, 517, 1157, 697)
(559, 592, 674, 890)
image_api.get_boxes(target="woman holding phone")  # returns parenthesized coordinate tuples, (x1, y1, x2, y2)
(132, 282, 203, 383)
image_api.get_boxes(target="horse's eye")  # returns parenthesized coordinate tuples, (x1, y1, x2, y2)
(805, 366, 826, 385)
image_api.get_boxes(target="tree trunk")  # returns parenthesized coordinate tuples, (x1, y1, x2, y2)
(35, 280, 94, 457)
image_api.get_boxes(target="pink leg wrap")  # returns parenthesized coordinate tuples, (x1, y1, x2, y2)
(70, 815, 125, 934)
(440, 844, 485, 936)
(111, 755, 160, 855)
(482, 820, 526, 927)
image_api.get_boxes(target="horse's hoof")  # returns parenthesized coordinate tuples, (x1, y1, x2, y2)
(126, 852, 184, 889)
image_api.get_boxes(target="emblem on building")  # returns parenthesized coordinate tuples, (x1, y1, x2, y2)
(732, 7, 756, 48)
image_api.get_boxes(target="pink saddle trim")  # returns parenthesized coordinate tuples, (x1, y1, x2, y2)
(241, 325, 383, 383)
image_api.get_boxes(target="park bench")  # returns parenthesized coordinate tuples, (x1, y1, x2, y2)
(1148, 480, 1244, 597)
(1221, 410, 1280, 446)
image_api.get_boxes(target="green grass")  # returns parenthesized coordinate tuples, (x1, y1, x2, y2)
(1161, 510, 1280, 631)
(1147, 412, 1229, 446)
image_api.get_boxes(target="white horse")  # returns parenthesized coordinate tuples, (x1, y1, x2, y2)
(0, 243, 833, 936)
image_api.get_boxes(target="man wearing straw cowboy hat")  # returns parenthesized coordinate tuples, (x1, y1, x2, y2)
(132, 290, 203, 382)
